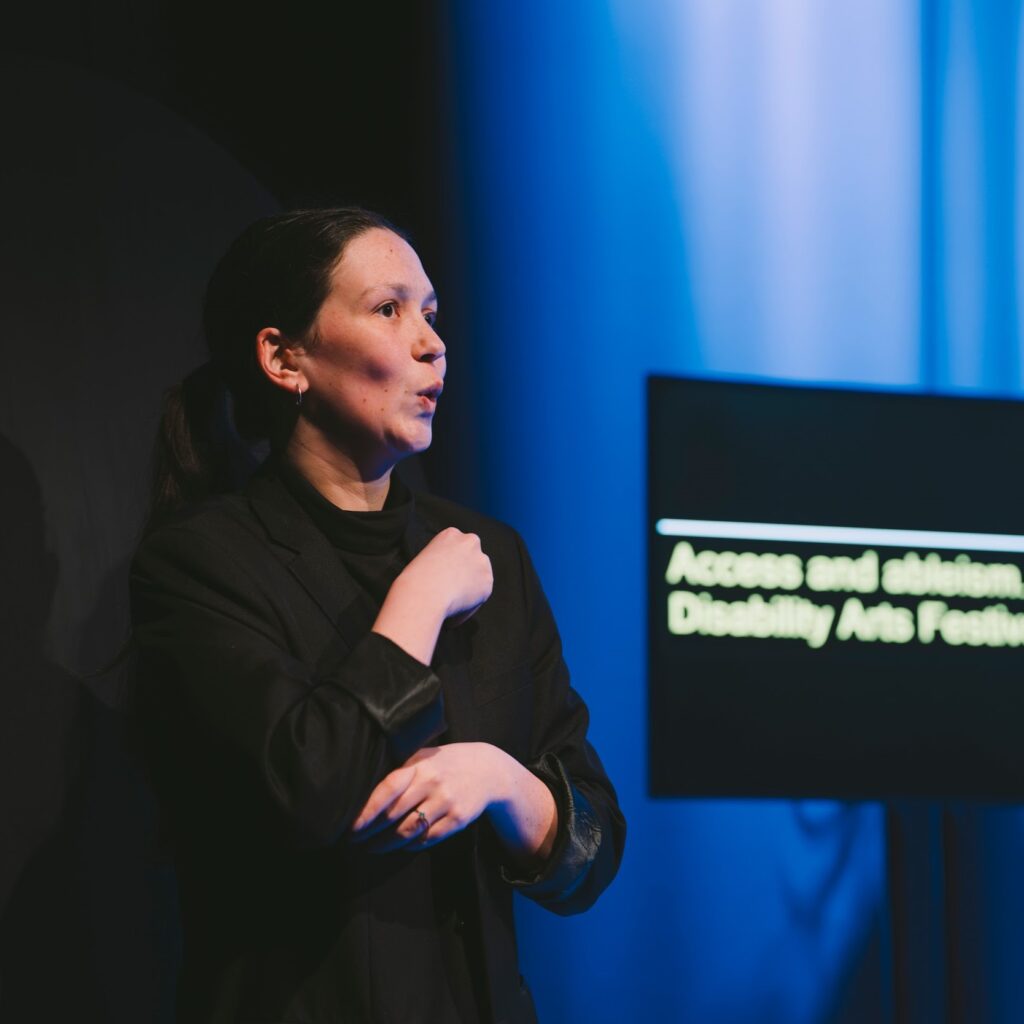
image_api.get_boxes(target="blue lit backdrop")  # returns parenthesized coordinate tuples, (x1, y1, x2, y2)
(446, 2, 1024, 1020)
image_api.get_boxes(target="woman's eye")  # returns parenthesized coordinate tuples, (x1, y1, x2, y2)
(424, 311, 437, 327)
(378, 302, 398, 318)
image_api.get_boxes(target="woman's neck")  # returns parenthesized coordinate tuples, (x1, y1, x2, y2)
(284, 431, 392, 512)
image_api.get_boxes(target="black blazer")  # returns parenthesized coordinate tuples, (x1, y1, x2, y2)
(131, 463, 625, 1024)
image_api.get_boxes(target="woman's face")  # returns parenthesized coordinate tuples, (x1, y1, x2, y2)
(295, 228, 445, 472)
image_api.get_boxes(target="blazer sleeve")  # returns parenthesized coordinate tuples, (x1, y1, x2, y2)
(500, 530, 626, 915)
(130, 518, 446, 850)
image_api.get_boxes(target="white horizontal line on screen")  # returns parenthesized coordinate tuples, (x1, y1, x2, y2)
(654, 518, 1024, 554)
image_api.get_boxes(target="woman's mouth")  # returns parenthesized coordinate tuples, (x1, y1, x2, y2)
(417, 383, 444, 411)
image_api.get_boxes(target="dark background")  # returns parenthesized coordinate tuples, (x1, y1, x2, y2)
(1, 4, 465, 1019)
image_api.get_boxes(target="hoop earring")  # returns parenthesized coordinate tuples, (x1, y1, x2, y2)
(295, 386, 304, 407)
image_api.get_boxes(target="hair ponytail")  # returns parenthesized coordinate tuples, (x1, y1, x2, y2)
(148, 362, 269, 528)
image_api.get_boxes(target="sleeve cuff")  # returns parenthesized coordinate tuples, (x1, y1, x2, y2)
(500, 752, 603, 904)
(327, 632, 446, 761)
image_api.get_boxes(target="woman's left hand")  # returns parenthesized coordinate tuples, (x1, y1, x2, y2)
(349, 742, 557, 861)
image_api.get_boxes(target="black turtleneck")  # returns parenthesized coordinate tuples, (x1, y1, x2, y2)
(278, 460, 415, 607)
(277, 459, 486, 1023)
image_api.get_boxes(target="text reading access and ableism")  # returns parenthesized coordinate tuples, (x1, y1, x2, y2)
(656, 519, 1024, 650)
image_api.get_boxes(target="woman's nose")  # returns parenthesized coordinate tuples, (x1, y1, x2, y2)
(415, 326, 446, 363)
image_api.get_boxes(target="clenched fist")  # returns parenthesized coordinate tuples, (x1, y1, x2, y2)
(401, 527, 493, 621)
(372, 528, 493, 665)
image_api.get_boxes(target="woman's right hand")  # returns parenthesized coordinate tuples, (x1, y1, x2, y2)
(403, 528, 494, 620)
(372, 528, 493, 665)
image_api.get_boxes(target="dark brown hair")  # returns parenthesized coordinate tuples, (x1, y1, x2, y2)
(150, 207, 403, 522)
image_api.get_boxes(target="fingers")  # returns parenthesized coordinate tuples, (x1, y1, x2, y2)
(409, 810, 465, 850)
(354, 778, 430, 843)
(349, 743, 490, 853)
(362, 805, 464, 853)
(361, 802, 440, 853)
(447, 605, 482, 627)
(405, 528, 493, 620)
(350, 755, 440, 840)
(351, 784, 469, 853)
(351, 778, 428, 841)
(402, 747, 436, 767)
(350, 766, 416, 833)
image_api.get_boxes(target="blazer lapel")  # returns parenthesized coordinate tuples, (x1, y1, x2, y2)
(245, 469, 369, 654)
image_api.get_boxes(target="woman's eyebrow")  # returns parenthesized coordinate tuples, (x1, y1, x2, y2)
(359, 283, 438, 306)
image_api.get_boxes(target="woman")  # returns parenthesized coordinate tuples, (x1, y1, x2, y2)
(132, 208, 625, 1024)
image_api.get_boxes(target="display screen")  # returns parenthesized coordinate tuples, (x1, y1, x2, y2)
(648, 376, 1024, 798)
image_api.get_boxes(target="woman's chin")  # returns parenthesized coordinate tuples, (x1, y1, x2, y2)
(391, 425, 434, 458)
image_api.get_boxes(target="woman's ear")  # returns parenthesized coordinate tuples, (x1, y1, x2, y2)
(255, 327, 307, 396)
